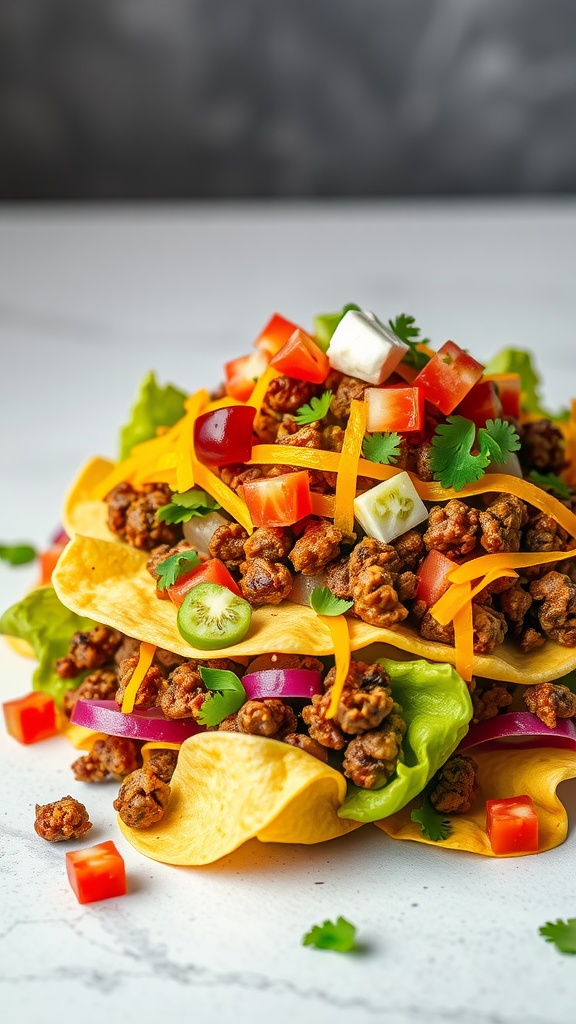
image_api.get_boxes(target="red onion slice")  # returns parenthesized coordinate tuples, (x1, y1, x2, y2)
(459, 711, 576, 752)
(242, 669, 323, 700)
(71, 699, 204, 744)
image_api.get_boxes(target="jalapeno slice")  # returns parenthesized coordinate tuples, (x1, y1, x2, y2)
(177, 582, 252, 650)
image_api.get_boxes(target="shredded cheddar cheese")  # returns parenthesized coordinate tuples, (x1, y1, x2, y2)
(452, 586, 474, 682)
(333, 399, 367, 536)
(322, 615, 351, 719)
(431, 568, 519, 625)
(191, 458, 254, 534)
(121, 642, 157, 714)
(246, 365, 281, 414)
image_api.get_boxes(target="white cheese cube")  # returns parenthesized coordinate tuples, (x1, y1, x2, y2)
(327, 309, 408, 385)
(353, 472, 428, 544)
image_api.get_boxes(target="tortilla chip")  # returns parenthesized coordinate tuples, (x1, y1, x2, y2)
(53, 532, 576, 683)
(4, 636, 35, 658)
(63, 457, 116, 541)
(117, 732, 361, 865)
(376, 747, 576, 856)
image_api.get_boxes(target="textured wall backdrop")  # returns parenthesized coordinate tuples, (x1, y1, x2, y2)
(1, 0, 575, 199)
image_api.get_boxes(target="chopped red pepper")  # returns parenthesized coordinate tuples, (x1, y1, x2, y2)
(487, 373, 522, 419)
(486, 795, 539, 855)
(194, 405, 255, 466)
(454, 380, 502, 427)
(3, 691, 58, 745)
(243, 471, 312, 527)
(270, 328, 330, 384)
(66, 841, 127, 904)
(167, 558, 242, 606)
(415, 550, 455, 607)
(224, 350, 269, 401)
(413, 341, 484, 415)
(365, 386, 424, 433)
(254, 313, 302, 357)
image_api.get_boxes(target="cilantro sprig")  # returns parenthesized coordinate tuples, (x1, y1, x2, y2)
(389, 314, 431, 371)
(310, 587, 353, 617)
(539, 918, 576, 955)
(410, 790, 452, 842)
(0, 543, 37, 566)
(302, 916, 357, 952)
(197, 666, 247, 726)
(155, 549, 201, 591)
(429, 416, 521, 491)
(529, 471, 571, 500)
(362, 431, 402, 465)
(294, 390, 333, 425)
(157, 488, 221, 525)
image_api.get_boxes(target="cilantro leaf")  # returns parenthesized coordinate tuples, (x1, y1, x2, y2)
(389, 314, 431, 371)
(362, 431, 402, 465)
(294, 390, 333, 425)
(310, 587, 353, 617)
(529, 471, 571, 500)
(119, 371, 187, 459)
(302, 916, 357, 952)
(197, 666, 247, 726)
(157, 488, 221, 525)
(155, 549, 201, 591)
(410, 793, 452, 842)
(430, 416, 520, 491)
(539, 918, 576, 955)
(313, 303, 361, 353)
(0, 543, 37, 566)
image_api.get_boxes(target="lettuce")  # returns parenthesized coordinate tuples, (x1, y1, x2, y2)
(313, 303, 361, 353)
(339, 659, 472, 822)
(0, 587, 96, 705)
(484, 348, 567, 421)
(119, 371, 187, 459)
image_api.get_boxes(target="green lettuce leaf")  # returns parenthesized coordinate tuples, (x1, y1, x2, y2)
(339, 659, 472, 822)
(119, 371, 187, 459)
(484, 348, 567, 420)
(313, 303, 361, 353)
(0, 587, 96, 705)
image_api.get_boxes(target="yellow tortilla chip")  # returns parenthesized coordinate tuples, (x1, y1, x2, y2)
(63, 457, 116, 541)
(4, 635, 35, 658)
(376, 747, 576, 856)
(117, 732, 361, 865)
(53, 532, 576, 683)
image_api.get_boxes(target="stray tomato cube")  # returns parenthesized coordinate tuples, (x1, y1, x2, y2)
(413, 341, 484, 415)
(243, 471, 312, 527)
(415, 550, 455, 607)
(270, 328, 330, 384)
(485, 373, 522, 420)
(254, 313, 303, 356)
(66, 841, 127, 904)
(486, 795, 539, 855)
(454, 379, 503, 427)
(167, 557, 242, 606)
(3, 691, 58, 745)
(365, 386, 424, 433)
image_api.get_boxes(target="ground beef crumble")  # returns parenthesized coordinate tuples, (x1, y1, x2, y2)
(429, 755, 479, 814)
(34, 796, 92, 842)
(113, 766, 171, 828)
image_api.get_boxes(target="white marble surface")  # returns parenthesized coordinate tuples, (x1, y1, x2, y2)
(1, 201, 576, 1024)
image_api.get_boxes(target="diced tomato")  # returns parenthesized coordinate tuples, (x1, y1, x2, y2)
(243, 471, 312, 527)
(224, 350, 269, 402)
(365, 386, 424, 433)
(485, 373, 521, 419)
(454, 379, 503, 427)
(3, 691, 58, 744)
(415, 550, 455, 607)
(254, 313, 302, 357)
(270, 328, 330, 384)
(413, 341, 484, 415)
(194, 405, 255, 466)
(167, 558, 242, 606)
(486, 795, 539, 855)
(66, 841, 127, 904)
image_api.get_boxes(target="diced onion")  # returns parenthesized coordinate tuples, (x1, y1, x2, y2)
(183, 511, 230, 554)
(459, 711, 576, 752)
(71, 699, 204, 744)
(288, 571, 327, 606)
(242, 669, 323, 700)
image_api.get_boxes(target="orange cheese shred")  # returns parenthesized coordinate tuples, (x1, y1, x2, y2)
(431, 568, 519, 626)
(121, 642, 157, 714)
(141, 741, 182, 764)
(322, 615, 351, 719)
(246, 365, 281, 415)
(333, 399, 367, 536)
(175, 389, 209, 494)
(191, 458, 254, 534)
(452, 584, 474, 682)
(447, 549, 576, 587)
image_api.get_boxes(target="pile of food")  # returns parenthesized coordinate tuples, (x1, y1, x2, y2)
(3, 304, 576, 869)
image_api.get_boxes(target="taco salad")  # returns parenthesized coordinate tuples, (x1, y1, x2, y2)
(3, 304, 576, 866)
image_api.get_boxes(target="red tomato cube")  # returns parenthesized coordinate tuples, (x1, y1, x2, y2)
(415, 550, 455, 608)
(243, 471, 312, 527)
(486, 795, 539, 855)
(454, 379, 503, 427)
(486, 373, 521, 419)
(270, 328, 330, 384)
(66, 841, 127, 904)
(224, 350, 269, 401)
(413, 341, 484, 415)
(3, 691, 58, 745)
(365, 386, 424, 433)
(167, 558, 242, 606)
(254, 313, 302, 356)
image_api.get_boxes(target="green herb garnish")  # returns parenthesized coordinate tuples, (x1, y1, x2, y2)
(197, 666, 247, 726)
(0, 543, 37, 566)
(310, 587, 353, 617)
(294, 390, 333, 425)
(429, 416, 521, 491)
(302, 916, 357, 952)
(389, 314, 431, 371)
(410, 791, 452, 842)
(362, 431, 402, 465)
(539, 918, 576, 955)
(529, 471, 571, 500)
(157, 488, 221, 525)
(119, 371, 187, 459)
(155, 549, 201, 591)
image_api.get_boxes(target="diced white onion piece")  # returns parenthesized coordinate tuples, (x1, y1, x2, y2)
(485, 452, 523, 479)
(288, 571, 327, 606)
(353, 472, 428, 544)
(183, 511, 230, 554)
(327, 309, 408, 385)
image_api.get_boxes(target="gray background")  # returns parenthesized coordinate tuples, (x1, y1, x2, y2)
(1, 0, 576, 198)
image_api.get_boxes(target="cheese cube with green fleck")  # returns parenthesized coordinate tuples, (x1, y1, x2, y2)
(353, 472, 428, 544)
